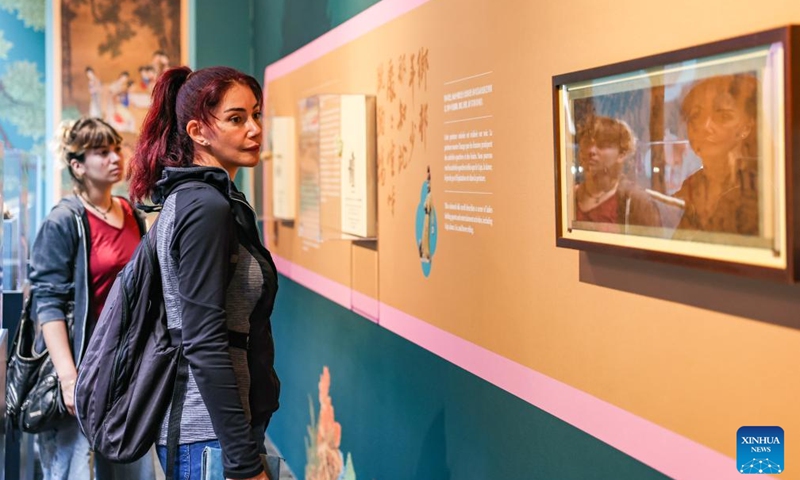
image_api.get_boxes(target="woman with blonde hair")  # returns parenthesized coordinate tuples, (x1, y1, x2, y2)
(29, 118, 155, 480)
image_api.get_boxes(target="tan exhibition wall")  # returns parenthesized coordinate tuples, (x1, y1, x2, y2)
(264, 0, 800, 469)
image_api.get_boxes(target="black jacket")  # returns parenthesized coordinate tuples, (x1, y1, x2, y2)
(153, 166, 279, 479)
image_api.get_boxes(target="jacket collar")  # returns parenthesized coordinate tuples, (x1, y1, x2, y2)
(152, 166, 233, 205)
(57, 194, 86, 215)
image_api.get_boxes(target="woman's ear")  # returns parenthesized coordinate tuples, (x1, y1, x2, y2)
(741, 120, 754, 140)
(69, 158, 85, 179)
(186, 120, 210, 147)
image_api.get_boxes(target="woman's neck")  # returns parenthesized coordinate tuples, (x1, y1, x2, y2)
(194, 152, 237, 180)
(80, 185, 113, 209)
(699, 156, 734, 190)
(584, 173, 618, 196)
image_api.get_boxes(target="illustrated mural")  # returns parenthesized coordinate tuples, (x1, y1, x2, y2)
(57, 0, 183, 197)
(0, 0, 45, 154)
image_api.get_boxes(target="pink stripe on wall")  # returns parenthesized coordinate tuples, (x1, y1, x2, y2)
(285, 259, 351, 309)
(271, 253, 293, 277)
(378, 303, 739, 480)
(351, 290, 380, 323)
(264, 0, 433, 83)
(275, 252, 739, 479)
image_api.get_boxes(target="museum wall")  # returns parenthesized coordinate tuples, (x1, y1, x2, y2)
(249, 1, 800, 479)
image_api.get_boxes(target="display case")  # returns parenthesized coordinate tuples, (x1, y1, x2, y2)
(297, 94, 377, 241)
(269, 116, 297, 221)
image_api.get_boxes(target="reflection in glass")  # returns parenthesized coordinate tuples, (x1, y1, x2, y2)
(574, 116, 661, 233)
(3, 148, 35, 290)
(560, 44, 781, 251)
(673, 74, 758, 237)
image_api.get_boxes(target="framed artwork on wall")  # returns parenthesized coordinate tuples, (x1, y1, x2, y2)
(52, 0, 188, 200)
(553, 26, 800, 282)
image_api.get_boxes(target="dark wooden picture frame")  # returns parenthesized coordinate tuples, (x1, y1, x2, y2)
(553, 26, 800, 282)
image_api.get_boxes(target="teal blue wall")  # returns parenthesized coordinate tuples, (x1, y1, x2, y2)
(253, 0, 382, 70)
(270, 276, 668, 480)
(195, 0, 382, 73)
(194, 0, 254, 73)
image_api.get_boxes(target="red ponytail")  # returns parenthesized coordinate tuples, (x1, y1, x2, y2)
(128, 67, 193, 202)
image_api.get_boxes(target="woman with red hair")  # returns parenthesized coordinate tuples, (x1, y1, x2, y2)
(128, 66, 279, 480)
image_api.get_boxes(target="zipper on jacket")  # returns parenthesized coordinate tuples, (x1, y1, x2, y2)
(74, 214, 90, 365)
(231, 196, 256, 215)
(73, 212, 91, 440)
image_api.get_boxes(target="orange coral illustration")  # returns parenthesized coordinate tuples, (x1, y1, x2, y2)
(305, 367, 357, 480)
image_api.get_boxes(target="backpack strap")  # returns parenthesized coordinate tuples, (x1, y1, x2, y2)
(165, 333, 187, 480)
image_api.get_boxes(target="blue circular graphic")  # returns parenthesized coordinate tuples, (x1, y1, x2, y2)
(415, 180, 437, 277)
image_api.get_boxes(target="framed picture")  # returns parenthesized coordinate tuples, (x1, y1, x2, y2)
(52, 0, 188, 200)
(553, 26, 800, 282)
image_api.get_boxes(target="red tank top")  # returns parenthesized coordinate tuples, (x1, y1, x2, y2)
(86, 199, 141, 329)
(576, 194, 619, 224)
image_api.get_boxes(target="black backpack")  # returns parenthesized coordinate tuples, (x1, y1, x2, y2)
(74, 216, 181, 463)
(75, 182, 226, 474)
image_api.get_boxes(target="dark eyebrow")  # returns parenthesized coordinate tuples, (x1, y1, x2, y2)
(223, 104, 261, 113)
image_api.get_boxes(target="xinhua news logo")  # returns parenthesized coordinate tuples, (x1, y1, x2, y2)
(737, 426, 784, 474)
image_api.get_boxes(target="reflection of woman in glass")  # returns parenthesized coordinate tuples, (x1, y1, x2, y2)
(574, 116, 660, 230)
(674, 74, 758, 235)
(419, 166, 433, 262)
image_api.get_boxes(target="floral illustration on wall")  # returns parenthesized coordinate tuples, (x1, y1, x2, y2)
(305, 366, 357, 480)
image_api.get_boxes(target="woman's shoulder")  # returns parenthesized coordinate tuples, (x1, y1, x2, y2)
(672, 170, 703, 200)
(173, 183, 230, 210)
(167, 184, 232, 233)
(43, 195, 84, 226)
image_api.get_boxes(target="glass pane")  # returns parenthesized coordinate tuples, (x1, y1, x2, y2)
(559, 43, 783, 258)
(3, 148, 36, 290)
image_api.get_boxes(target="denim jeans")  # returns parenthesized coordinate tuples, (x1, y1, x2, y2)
(156, 425, 266, 480)
(36, 418, 157, 480)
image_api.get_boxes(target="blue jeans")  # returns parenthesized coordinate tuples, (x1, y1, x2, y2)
(156, 439, 220, 480)
(36, 418, 157, 480)
(156, 425, 266, 480)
